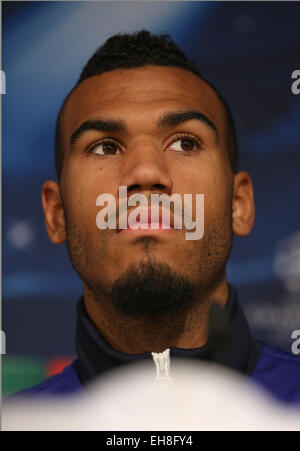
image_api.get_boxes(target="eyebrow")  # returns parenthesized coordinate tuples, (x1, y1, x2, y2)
(69, 110, 218, 148)
(70, 119, 126, 147)
(157, 110, 218, 137)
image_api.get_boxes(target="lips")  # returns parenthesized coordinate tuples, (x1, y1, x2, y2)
(117, 206, 176, 232)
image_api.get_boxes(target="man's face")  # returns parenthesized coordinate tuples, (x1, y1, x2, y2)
(58, 66, 234, 302)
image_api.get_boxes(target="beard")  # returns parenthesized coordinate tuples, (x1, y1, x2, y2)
(63, 186, 234, 322)
(64, 200, 233, 350)
(109, 260, 196, 318)
(65, 224, 233, 322)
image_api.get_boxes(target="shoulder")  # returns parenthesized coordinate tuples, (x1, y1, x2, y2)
(5, 360, 84, 401)
(251, 341, 300, 404)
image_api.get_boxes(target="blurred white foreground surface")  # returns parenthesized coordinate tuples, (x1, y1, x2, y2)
(3, 360, 300, 431)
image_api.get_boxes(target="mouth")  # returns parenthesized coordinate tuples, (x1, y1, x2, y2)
(117, 207, 177, 234)
(118, 225, 176, 236)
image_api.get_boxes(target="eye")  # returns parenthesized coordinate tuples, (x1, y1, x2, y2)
(88, 139, 121, 156)
(167, 135, 202, 153)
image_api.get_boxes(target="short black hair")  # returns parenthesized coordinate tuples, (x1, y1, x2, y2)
(55, 30, 238, 179)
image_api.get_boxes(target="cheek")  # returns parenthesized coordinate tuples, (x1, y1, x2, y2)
(62, 175, 101, 229)
(63, 154, 121, 199)
(175, 166, 232, 223)
(205, 180, 233, 225)
(62, 167, 122, 239)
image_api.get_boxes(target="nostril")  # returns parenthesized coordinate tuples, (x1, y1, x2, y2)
(127, 184, 140, 194)
(153, 184, 166, 191)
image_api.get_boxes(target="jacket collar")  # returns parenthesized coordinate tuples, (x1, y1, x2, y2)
(75, 284, 261, 385)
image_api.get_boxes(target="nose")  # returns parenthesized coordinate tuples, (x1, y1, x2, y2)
(119, 139, 173, 196)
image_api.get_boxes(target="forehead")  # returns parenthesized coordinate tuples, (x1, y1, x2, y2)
(62, 66, 225, 139)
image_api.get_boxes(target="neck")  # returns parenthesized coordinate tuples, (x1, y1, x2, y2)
(83, 278, 229, 354)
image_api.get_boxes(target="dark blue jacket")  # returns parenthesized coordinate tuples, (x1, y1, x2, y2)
(10, 342, 300, 405)
(8, 286, 300, 405)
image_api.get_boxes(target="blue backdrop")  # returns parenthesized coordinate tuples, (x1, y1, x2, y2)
(3, 1, 300, 357)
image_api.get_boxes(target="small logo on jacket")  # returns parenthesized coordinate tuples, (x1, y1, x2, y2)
(291, 330, 300, 355)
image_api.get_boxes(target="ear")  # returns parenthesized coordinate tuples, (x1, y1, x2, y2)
(41, 180, 66, 244)
(232, 171, 255, 236)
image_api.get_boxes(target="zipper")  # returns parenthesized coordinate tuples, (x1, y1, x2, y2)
(151, 348, 172, 386)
